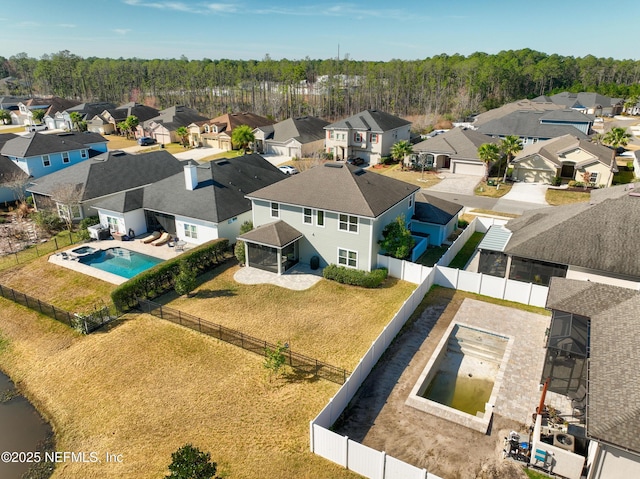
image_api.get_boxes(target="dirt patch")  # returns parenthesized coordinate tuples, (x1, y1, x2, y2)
(333, 289, 540, 479)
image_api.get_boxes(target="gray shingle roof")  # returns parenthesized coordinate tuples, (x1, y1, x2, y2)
(476, 110, 590, 140)
(247, 162, 419, 218)
(413, 127, 498, 161)
(539, 109, 594, 123)
(27, 150, 184, 202)
(413, 192, 462, 225)
(512, 134, 616, 170)
(144, 105, 208, 130)
(66, 102, 117, 120)
(549, 92, 622, 109)
(106, 103, 160, 123)
(546, 278, 640, 453)
(504, 195, 640, 277)
(474, 99, 565, 126)
(1, 131, 107, 158)
(93, 188, 145, 213)
(271, 116, 329, 144)
(142, 154, 286, 223)
(238, 220, 303, 247)
(325, 109, 410, 132)
(0, 133, 27, 183)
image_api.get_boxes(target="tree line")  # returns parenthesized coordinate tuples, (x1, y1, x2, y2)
(3, 49, 640, 122)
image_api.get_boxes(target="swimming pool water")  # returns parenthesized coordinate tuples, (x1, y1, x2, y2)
(79, 247, 163, 279)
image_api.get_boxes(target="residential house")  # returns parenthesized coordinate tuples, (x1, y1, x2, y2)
(27, 150, 184, 224)
(87, 102, 160, 135)
(242, 162, 419, 274)
(475, 188, 640, 288)
(0, 133, 28, 203)
(1, 131, 108, 187)
(511, 134, 616, 185)
(544, 278, 640, 479)
(92, 154, 286, 244)
(324, 109, 411, 165)
(253, 116, 329, 158)
(46, 102, 116, 131)
(142, 106, 208, 145)
(410, 126, 498, 175)
(411, 192, 463, 246)
(188, 112, 273, 149)
(536, 92, 624, 117)
(11, 97, 81, 127)
(476, 109, 592, 147)
(473, 99, 566, 126)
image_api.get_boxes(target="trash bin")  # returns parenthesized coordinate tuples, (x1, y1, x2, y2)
(310, 255, 320, 270)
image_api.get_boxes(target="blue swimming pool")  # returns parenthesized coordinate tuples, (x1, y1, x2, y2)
(78, 247, 163, 279)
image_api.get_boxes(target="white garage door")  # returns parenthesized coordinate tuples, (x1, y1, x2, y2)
(452, 161, 485, 176)
(515, 168, 554, 184)
(269, 145, 289, 156)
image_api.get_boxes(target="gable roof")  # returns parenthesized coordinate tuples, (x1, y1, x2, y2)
(0, 133, 28, 184)
(546, 278, 640, 454)
(141, 154, 286, 223)
(512, 134, 616, 169)
(325, 109, 410, 133)
(474, 99, 565, 126)
(1, 131, 107, 158)
(144, 105, 208, 130)
(197, 112, 274, 133)
(476, 110, 590, 140)
(106, 103, 160, 123)
(270, 116, 329, 144)
(413, 191, 463, 225)
(27, 150, 184, 202)
(504, 194, 640, 277)
(549, 92, 622, 110)
(539, 109, 594, 123)
(247, 162, 419, 218)
(65, 102, 117, 120)
(238, 220, 303, 248)
(413, 127, 497, 160)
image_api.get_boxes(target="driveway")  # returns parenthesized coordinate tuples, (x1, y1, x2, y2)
(259, 153, 291, 167)
(499, 182, 549, 205)
(424, 172, 480, 195)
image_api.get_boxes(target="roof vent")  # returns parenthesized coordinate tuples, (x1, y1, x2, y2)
(57, 132, 73, 137)
(354, 168, 365, 175)
(324, 163, 343, 168)
(216, 160, 230, 166)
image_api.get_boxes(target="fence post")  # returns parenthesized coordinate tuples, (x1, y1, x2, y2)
(37, 299, 43, 314)
(54, 238, 58, 250)
(218, 324, 222, 340)
(241, 332, 244, 349)
(178, 310, 182, 325)
(198, 317, 201, 332)
(159, 306, 163, 319)
(315, 359, 319, 378)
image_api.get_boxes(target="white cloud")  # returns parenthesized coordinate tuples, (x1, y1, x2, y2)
(114, 28, 132, 35)
(57, 24, 77, 28)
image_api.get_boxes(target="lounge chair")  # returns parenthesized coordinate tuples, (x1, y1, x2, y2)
(151, 231, 171, 246)
(140, 231, 161, 244)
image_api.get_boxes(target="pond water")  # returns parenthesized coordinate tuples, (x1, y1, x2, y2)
(0, 370, 53, 478)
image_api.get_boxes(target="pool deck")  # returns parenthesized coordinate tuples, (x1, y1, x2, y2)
(48, 237, 189, 285)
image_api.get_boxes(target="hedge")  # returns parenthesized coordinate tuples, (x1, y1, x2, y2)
(111, 238, 230, 311)
(322, 264, 388, 288)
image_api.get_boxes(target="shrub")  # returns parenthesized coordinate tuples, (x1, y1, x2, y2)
(322, 264, 388, 288)
(77, 216, 100, 240)
(234, 221, 253, 265)
(458, 219, 469, 229)
(551, 176, 562, 186)
(31, 210, 64, 233)
(627, 161, 635, 171)
(378, 215, 414, 259)
(174, 260, 197, 296)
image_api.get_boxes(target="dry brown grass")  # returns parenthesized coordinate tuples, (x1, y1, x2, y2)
(0, 254, 113, 310)
(163, 262, 416, 370)
(368, 164, 442, 188)
(545, 189, 591, 206)
(474, 181, 512, 198)
(0, 301, 360, 478)
(105, 136, 137, 150)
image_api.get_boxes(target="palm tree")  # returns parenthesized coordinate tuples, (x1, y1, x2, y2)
(125, 115, 139, 138)
(477, 143, 500, 181)
(175, 126, 189, 147)
(231, 125, 255, 153)
(0, 109, 10, 125)
(603, 127, 632, 151)
(31, 108, 46, 125)
(499, 135, 523, 182)
(591, 133, 605, 145)
(69, 111, 84, 131)
(390, 140, 413, 169)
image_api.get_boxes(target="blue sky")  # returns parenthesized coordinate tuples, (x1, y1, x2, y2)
(1, 0, 638, 61)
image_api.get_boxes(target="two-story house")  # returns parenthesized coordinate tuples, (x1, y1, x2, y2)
(241, 162, 419, 274)
(141, 106, 208, 145)
(1, 131, 108, 181)
(324, 110, 411, 165)
(253, 116, 329, 158)
(187, 112, 273, 149)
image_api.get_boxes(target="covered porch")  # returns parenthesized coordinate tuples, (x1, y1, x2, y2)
(238, 220, 303, 275)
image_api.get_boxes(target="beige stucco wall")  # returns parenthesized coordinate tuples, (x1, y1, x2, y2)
(574, 162, 614, 187)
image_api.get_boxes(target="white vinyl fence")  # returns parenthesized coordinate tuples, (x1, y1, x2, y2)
(436, 216, 507, 267)
(310, 216, 545, 479)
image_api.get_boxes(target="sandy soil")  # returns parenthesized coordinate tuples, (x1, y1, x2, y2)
(334, 290, 534, 479)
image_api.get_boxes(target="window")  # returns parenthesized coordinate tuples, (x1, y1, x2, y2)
(57, 203, 82, 221)
(81, 149, 88, 159)
(42, 155, 50, 167)
(589, 172, 599, 184)
(408, 195, 413, 208)
(303, 208, 312, 224)
(227, 217, 237, 224)
(316, 210, 324, 227)
(184, 223, 198, 239)
(370, 133, 378, 143)
(106, 216, 119, 233)
(271, 202, 279, 218)
(339, 214, 358, 233)
(328, 130, 334, 140)
(62, 152, 70, 163)
(338, 248, 358, 268)
(354, 132, 363, 142)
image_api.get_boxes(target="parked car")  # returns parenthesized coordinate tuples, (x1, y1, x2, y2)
(24, 124, 47, 132)
(278, 165, 299, 175)
(137, 137, 156, 146)
(347, 157, 366, 166)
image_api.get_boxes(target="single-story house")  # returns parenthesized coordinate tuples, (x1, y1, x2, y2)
(511, 134, 617, 185)
(188, 112, 273, 149)
(92, 154, 287, 245)
(538, 92, 624, 117)
(141, 106, 208, 145)
(411, 192, 463, 246)
(254, 116, 329, 158)
(242, 161, 419, 273)
(410, 127, 498, 175)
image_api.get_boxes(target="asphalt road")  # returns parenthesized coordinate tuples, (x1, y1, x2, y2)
(424, 190, 550, 216)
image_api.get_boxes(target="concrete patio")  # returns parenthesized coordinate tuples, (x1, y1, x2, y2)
(233, 264, 323, 290)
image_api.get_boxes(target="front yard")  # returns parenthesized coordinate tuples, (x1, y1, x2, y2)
(368, 164, 442, 188)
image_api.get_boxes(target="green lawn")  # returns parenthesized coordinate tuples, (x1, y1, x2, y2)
(448, 231, 485, 269)
(416, 245, 448, 267)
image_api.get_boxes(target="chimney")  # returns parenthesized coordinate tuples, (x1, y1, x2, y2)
(184, 161, 198, 190)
